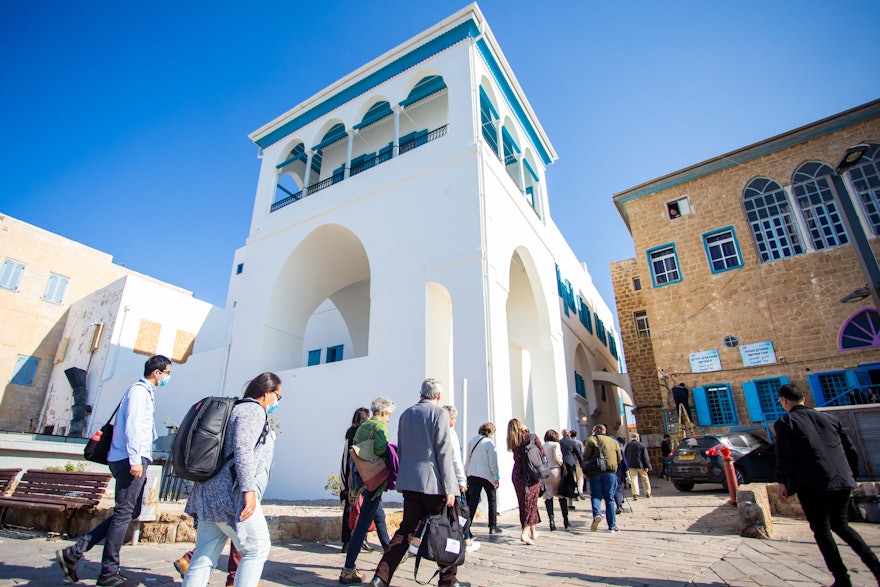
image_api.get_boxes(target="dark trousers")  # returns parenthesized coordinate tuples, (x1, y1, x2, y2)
(375, 491, 459, 587)
(71, 457, 148, 578)
(798, 488, 880, 583)
(466, 476, 497, 530)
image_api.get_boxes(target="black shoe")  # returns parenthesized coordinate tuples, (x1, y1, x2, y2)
(488, 526, 503, 534)
(96, 572, 139, 587)
(56, 548, 79, 583)
(361, 540, 373, 552)
(549, 520, 556, 531)
(368, 578, 388, 587)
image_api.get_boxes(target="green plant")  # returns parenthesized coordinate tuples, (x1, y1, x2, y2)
(160, 417, 179, 432)
(46, 462, 87, 472)
(268, 416, 282, 434)
(325, 473, 342, 497)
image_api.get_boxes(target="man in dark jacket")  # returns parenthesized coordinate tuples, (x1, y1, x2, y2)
(623, 433, 652, 499)
(559, 430, 583, 507)
(775, 383, 880, 587)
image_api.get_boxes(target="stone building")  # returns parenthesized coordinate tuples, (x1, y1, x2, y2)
(611, 99, 880, 465)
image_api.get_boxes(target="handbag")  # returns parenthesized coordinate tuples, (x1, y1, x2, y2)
(84, 401, 121, 464)
(581, 435, 608, 478)
(349, 426, 390, 491)
(413, 502, 469, 585)
(347, 490, 377, 532)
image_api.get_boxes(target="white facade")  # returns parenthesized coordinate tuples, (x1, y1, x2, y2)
(225, 5, 628, 506)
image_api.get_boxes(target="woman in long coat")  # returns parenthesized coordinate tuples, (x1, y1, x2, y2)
(507, 418, 545, 545)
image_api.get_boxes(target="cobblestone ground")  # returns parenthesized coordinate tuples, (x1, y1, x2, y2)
(2, 480, 880, 586)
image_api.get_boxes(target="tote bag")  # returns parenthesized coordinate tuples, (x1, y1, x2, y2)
(84, 401, 121, 464)
(348, 427, 390, 491)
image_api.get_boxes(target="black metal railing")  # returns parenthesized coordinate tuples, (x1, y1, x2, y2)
(269, 124, 448, 213)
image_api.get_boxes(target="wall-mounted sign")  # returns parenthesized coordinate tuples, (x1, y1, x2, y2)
(740, 340, 777, 367)
(689, 349, 722, 373)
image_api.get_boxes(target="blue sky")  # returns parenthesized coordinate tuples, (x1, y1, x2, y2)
(2, 1, 879, 326)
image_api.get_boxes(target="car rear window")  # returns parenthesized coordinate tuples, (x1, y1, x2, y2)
(678, 437, 719, 450)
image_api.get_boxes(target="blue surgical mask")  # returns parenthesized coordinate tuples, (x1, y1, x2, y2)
(267, 398, 279, 415)
(158, 372, 171, 387)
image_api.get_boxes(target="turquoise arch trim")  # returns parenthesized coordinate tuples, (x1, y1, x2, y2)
(475, 38, 552, 166)
(255, 20, 480, 149)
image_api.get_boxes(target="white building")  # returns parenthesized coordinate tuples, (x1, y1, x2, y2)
(225, 4, 629, 505)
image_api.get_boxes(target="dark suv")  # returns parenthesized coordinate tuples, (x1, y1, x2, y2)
(668, 432, 775, 492)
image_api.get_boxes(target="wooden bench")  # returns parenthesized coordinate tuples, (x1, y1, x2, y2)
(0, 469, 112, 535)
(0, 468, 22, 496)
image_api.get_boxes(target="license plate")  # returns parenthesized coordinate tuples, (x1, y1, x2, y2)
(679, 454, 695, 461)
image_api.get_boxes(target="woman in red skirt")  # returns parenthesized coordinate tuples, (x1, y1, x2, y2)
(507, 418, 545, 545)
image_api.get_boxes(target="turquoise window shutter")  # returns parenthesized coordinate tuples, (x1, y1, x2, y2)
(693, 386, 711, 425)
(806, 374, 825, 405)
(742, 381, 764, 422)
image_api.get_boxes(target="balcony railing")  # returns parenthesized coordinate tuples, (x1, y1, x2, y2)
(270, 124, 448, 212)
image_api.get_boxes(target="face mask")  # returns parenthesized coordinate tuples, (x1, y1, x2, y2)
(158, 372, 171, 387)
(267, 397, 279, 415)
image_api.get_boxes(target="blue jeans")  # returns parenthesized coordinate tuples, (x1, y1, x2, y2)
(182, 503, 270, 587)
(589, 472, 618, 529)
(344, 488, 389, 570)
(70, 457, 148, 579)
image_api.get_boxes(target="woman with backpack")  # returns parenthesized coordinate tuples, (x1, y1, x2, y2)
(182, 372, 280, 587)
(506, 418, 545, 545)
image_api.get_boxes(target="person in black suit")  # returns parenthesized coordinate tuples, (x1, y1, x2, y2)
(775, 383, 880, 587)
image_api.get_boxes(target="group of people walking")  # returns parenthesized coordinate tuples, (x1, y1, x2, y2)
(53, 356, 880, 587)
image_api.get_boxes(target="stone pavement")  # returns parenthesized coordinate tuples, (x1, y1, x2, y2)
(2, 479, 880, 587)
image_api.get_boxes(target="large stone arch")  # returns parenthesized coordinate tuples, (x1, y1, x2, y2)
(505, 246, 556, 432)
(261, 224, 370, 372)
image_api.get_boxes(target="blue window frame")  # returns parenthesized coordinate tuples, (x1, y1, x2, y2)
(326, 345, 343, 363)
(0, 258, 25, 292)
(702, 227, 743, 273)
(693, 384, 737, 426)
(479, 86, 499, 156)
(742, 177, 804, 262)
(574, 372, 586, 399)
(849, 143, 880, 236)
(647, 243, 681, 287)
(792, 162, 849, 250)
(808, 370, 860, 407)
(307, 349, 321, 366)
(11, 355, 39, 386)
(742, 377, 788, 422)
(236, 263, 244, 275)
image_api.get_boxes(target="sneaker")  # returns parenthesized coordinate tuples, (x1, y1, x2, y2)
(96, 572, 139, 587)
(56, 548, 79, 583)
(609, 527, 620, 533)
(466, 540, 481, 553)
(173, 556, 190, 579)
(633, 494, 639, 500)
(590, 515, 602, 532)
(339, 567, 364, 584)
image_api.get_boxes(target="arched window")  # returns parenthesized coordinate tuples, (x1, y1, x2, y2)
(742, 177, 804, 262)
(792, 161, 849, 250)
(849, 143, 880, 236)
(479, 86, 499, 156)
(840, 307, 880, 351)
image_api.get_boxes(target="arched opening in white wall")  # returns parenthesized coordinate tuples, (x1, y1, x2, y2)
(573, 343, 592, 425)
(506, 247, 556, 432)
(425, 282, 453, 392)
(399, 74, 448, 153)
(274, 142, 307, 208)
(351, 98, 395, 175)
(261, 224, 370, 372)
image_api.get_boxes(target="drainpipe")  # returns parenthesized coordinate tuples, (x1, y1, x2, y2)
(88, 304, 131, 433)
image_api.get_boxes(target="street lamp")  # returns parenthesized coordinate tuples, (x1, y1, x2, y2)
(829, 144, 880, 310)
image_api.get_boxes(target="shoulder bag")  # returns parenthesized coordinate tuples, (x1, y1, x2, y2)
(84, 401, 121, 464)
(581, 434, 608, 478)
(349, 425, 390, 491)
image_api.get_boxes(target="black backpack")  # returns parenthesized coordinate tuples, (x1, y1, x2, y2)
(172, 396, 240, 482)
(524, 434, 550, 482)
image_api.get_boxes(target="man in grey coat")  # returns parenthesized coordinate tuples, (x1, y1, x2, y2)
(369, 378, 467, 587)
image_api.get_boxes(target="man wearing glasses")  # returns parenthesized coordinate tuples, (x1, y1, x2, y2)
(57, 355, 172, 587)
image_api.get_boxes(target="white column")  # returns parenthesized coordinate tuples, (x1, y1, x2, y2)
(518, 154, 526, 192)
(496, 121, 503, 162)
(344, 132, 354, 178)
(392, 107, 401, 157)
(302, 151, 313, 195)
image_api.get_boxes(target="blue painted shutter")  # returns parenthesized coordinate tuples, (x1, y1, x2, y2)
(307, 350, 321, 366)
(742, 381, 764, 422)
(807, 374, 825, 405)
(845, 370, 861, 393)
(693, 386, 711, 426)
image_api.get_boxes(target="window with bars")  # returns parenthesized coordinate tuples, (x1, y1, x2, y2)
(702, 227, 743, 273)
(326, 344, 343, 363)
(634, 311, 650, 338)
(792, 161, 849, 250)
(647, 244, 681, 287)
(849, 143, 880, 236)
(479, 87, 499, 156)
(694, 384, 738, 426)
(743, 377, 788, 423)
(574, 372, 586, 399)
(816, 371, 851, 406)
(743, 177, 804, 262)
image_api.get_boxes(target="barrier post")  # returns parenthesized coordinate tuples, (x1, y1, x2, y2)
(720, 445, 737, 505)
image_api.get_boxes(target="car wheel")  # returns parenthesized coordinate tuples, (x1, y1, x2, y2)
(673, 481, 694, 492)
(721, 468, 746, 490)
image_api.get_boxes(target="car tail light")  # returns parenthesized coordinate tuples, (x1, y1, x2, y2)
(704, 444, 722, 457)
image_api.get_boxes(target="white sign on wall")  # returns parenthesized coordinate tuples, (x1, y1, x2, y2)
(689, 349, 722, 373)
(740, 341, 777, 367)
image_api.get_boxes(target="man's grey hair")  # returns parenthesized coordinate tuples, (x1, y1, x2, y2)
(371, 396, 396, 415)
(443, 405, 458, 421)
(420, 378, 443, 399)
